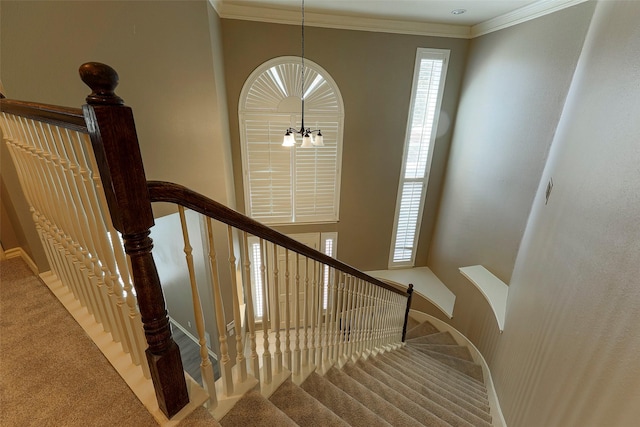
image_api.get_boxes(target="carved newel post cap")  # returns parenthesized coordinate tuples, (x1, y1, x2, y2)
(79, 62, 124, 105)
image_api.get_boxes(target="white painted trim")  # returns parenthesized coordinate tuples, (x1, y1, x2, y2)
(213, 0, 588, 39)
(409, 309, 507, 427)
(366, 266, 455, 319)
(470, 0, 590, 38)
(4, 247, 39, 275)
(459, 265, 508, 332)
(215, 2, 470, 39)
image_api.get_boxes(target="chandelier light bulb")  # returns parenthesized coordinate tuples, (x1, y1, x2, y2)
(312, 130, 324, 146)
(283, 131, 296, 147)
(301, 132, 313, 148)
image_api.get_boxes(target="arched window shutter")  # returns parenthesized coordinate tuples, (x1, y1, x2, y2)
(239, 57, 344, 224)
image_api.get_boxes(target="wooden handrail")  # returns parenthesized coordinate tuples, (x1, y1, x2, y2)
(0, 99, 87, 132)
(147, 180, 406, 296)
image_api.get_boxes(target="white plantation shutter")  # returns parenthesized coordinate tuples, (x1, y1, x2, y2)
(390, 49, 449, 267)
(239, 57, 343, 224)
(295, 117, 340, 222)
(243, 117, 293, 223)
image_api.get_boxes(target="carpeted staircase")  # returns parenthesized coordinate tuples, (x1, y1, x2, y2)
(220, 320, 493, 426)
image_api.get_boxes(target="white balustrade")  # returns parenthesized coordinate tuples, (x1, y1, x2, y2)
(3, 109, 412, 422)
(1, 112, 151, 384)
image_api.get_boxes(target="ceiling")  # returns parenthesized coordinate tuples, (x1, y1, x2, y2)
(213, 0, 585, 38)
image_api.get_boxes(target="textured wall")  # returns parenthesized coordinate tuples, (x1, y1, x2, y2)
(0, 1, 233, 212)
(427, 2, 595, 326)
(430, 1, 640, 425)
(0, 1, 236, 338)
(491, 2, 640, 424)
(220, 19, 469, 271)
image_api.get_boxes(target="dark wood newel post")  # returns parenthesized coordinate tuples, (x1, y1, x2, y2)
(402, 283, 414, 342)
(79, 62, 189, 418)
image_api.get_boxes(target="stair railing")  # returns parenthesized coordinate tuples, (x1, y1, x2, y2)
(0, 62, 414, 420)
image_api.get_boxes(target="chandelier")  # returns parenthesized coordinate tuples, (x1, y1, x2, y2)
(282, 0, 323, 148)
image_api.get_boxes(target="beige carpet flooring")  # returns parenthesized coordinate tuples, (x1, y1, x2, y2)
(0, 257, 219, 427)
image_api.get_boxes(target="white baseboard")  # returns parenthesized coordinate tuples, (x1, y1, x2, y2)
(409, 309, 507, 427)
(4, 247, 39, 275)
(169, 318, 219, 362)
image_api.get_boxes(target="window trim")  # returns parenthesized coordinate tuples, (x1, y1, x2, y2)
(389, 48, 450, 268)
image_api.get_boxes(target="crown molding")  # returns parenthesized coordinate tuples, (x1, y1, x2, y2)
(470, 0, 590, 38)
(212, 1, 471, 39)
(210, 0, 590, 39)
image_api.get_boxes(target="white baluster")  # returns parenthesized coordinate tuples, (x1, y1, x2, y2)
(227, 225, 247, 383)
(314, 261, 323, 368)
(293, 253, 301, 376)
(271, 243, 282, 374)
(242, 232, 260, 383)
(361, 282, 372, 357)
(301, 257, 309, 368)
(351, 279, 362, 359)
(179, 207, 216, 407)
(259, 239, 272, 385)
(284, 249, 291, 370)
(205, 218, 233, 397)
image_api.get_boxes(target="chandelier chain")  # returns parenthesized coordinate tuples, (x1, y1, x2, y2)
(301, 0, 305, 129)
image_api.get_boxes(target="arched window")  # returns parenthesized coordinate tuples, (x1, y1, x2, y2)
(239, 57, 344, 224)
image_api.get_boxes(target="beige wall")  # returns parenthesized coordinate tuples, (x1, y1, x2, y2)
(1, 0, 233, 209)
(220, 19, 469, 271)
(431, 1, 640, 425)
(427, 2, 595, 324)
(492, 2, 640, 424)
(0, 1, 236, 337)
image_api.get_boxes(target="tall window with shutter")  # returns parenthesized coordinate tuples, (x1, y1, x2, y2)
(390, 48, 449, 267)
(239, 57, 344, 225)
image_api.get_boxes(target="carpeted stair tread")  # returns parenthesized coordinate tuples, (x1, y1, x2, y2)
(355, 359, 490, 427)
(384, 350, 489, 403)
(396, 348, 488, 393)
(406, 316, 421, 332)
(408, 349, 484, 382)
(405, 321, 441, 340)
(341, 361, 450, 426)
(270, 379, 349, 426)
(372, 354, 492, 421)
(179, 407, 222, 426)
(407, 331, 459, 345)
(325, 366, 425, 427)
(220, 387, 296, 427)
(407, 343, 474, 362)
(301, 371, 393, 427)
